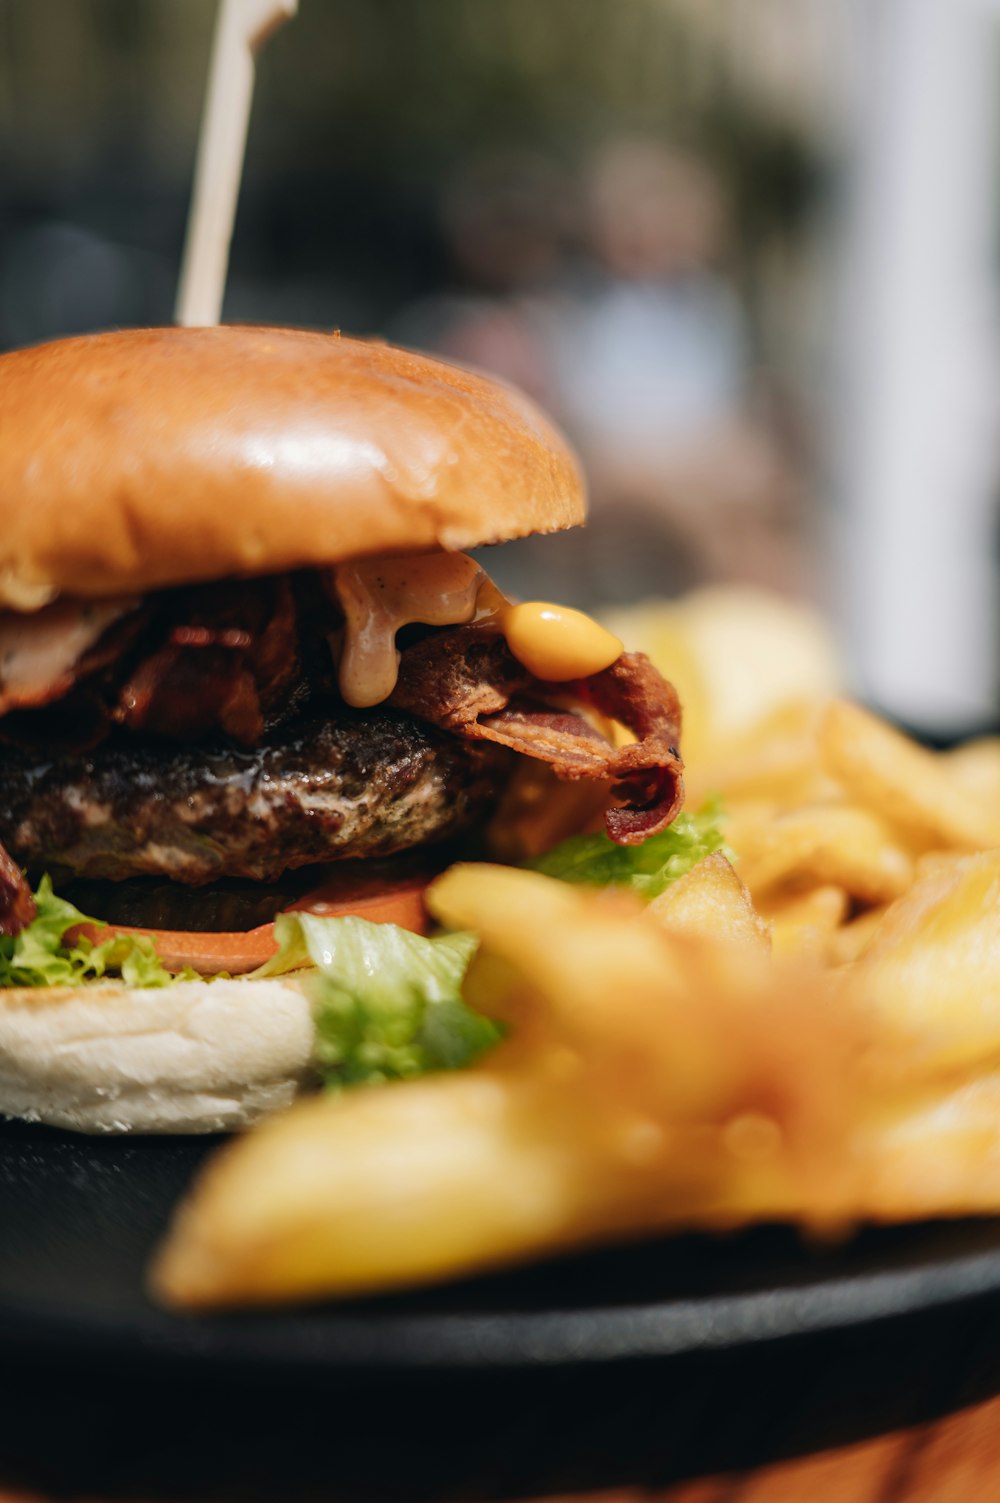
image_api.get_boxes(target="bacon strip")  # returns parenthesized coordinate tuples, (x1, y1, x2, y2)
(0, 581, 684, 846)
(0, 598, 141, 716)
(114, 576, 302, 746)
(570, 653, 684, 843)
(390, 629, 684, 844)
(115, 642, 266, 744)
(0, 843, 35, 938)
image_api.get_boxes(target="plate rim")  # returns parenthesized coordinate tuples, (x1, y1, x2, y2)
(3, 1222, 1000, 1376)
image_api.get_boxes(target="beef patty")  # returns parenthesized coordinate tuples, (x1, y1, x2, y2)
(0, 710, 511, 885)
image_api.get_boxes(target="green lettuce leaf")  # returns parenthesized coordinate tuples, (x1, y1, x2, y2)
(533, 798, 729, 900)
(0, 874, 177, 989)
(258, 912, 501, 1089)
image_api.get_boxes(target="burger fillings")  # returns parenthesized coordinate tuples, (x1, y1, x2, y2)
(0, 326, 684, 1132)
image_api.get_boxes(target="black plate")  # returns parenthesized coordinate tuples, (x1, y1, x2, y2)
(4, 1119, 1000, 1501)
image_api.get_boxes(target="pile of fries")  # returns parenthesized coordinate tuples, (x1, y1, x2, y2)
(153, 591, 1000, 1310)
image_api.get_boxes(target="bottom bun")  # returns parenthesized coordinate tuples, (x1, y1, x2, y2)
(0, 977, 315, 1134)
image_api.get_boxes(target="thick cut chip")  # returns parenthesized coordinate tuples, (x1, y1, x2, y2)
(945, 738, 1000, 804)
(151, 1073, 608, 1306)
(735, 802, 913, 906)
(828, 904, 888, 966)
(697, 702, 837, 812)
(647, 852, 770, 971)
(820, 700, 1000, 851)
(429, 863, 742, 1121)
(604, 588, 843, 778)
(429, 864, 856, 1172)
(842, 851, 1000, 1080)
(150, 1062, 834, 1309)
(850, 1072, 1000, 1221)
(153, 868, 861, 1309)
(759, 884, 849, 963)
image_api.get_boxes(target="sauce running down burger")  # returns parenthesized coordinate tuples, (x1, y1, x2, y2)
(0, 325, 683, 1132)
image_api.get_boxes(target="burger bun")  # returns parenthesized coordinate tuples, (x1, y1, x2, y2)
(0, 976, 315, 1134)
(0, 326, 585, 609)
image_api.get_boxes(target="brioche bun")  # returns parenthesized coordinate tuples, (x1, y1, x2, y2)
(0, 326, 585, 610)
(0, 975, 315, 1134)
(0, 326, 586, 1134)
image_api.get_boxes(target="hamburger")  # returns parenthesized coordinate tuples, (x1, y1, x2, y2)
(0, 325, 683, 1133)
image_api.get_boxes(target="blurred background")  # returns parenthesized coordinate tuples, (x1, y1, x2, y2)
(0, 0, 997, 735)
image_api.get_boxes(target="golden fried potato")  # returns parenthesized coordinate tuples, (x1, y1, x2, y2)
(431, 865, 856, 1192)
(735, 802, 913, 907)
(152, 1058, 846, 1310)
(820, 700, 1000, 851)
(152, 1072, 608, 1307)
(841, 851, 1000, 1080)
(849, 1072, 1000, 1220)
(946, 737, 1000, 804)
(647, 852, 770, 971)
(759, 884, 849, 963)
(604, 587, 843, 783)
(696, 702, 837, 811)
(154, 868, 862, 1310)
(827, 904, 888, 966)
(429, 863, 743, 1121)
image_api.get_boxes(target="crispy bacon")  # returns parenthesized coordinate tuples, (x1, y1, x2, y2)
(0, 597, 142, 716)
(0, 577, 684, 845)
(569, 653, 684, 843)
(0, 579, 304, 752)
(115, 643, 266, 744)
(390, 629, 684, 844)
(113, 576, 303, 745)
(0, 842, 34, 938)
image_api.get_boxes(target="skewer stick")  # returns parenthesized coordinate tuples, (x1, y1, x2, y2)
(175, 0, 298, 327)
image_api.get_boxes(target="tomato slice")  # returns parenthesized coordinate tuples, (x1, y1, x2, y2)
(74, 874, 431, 976)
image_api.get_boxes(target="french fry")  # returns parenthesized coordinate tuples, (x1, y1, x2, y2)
(154, 870, 861, 1310)
(849, 1072, 1000, 1220)
(152, 1059, 843, 1310)
(820, 699, 1000, 851)
(697, 702, 836, 811)
(430, 863, 746, 1121)
(431, 866, 857, 1197)
(150, 587, 1000, 1312)
(735, 801, 913, 906)
(647, 852, 770, 972)
(605, 587, 843, 779)
(759, 884, 849, 963)
(152, 1071, 611, 1307)
(840, 851, 1000, 1081)
(945, 737, 1000, 804)
(827, 904, 888, 966)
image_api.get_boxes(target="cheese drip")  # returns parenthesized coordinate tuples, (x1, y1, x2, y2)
(332, 553, 624, 708)
(333, 554, 505, 708)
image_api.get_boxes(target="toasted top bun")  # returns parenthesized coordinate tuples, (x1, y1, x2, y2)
(0, 975, 315, 1134)
(0, 326, 586, 610)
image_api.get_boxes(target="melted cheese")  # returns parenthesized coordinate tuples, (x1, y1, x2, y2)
(331, 553, 623, 707)
(333, 553, 504, 708)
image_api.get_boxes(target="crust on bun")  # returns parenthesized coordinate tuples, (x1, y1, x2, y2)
(0, 326, 685, 1140)
(0, 976, 315, 1134)
(0, 326, 585, 609)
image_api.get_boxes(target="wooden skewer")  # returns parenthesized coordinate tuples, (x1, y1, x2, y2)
(175, 0, 298, 328)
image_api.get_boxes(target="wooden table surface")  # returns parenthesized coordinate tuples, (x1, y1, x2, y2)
(2, 1391, 1000, 1503)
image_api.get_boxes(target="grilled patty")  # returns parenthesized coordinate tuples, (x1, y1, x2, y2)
(0, 710, 510, 884)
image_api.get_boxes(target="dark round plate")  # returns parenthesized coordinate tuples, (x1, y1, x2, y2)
(3, 1118, 1000, 1500)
